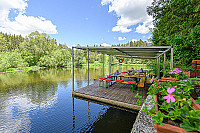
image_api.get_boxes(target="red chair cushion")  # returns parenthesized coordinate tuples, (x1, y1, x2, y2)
(128, 81, 136, 84)
(107, 76, 112, 78)
(105, 79, 114, 81)
(99, 77, 106, 80)
(115, 80, 124, 82)
(121, 72, 127, 73)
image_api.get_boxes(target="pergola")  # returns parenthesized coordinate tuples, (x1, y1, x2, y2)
(72, 46, 173, 91)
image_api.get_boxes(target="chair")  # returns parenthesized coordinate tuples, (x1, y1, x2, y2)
(192, 60, 200, 98)
(192, 60, 200, 78)
(137, 77, 146, 95)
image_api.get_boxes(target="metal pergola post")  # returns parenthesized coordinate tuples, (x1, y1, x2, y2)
(158, 57, 160, 78)
(171, 47, 173, 70)
(87, 49, 89, 86)
(109, 55, 111, 75)
(103, 54, 104, 77)
(120, 63, 121, 73)
(155, 59, 157, 76)
(72, 47, 74, 92)
(163, 53, 166, 76)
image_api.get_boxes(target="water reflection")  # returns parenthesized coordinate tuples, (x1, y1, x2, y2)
(0, 66, 141, 132)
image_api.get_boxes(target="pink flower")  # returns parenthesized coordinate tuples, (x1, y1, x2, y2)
(169, 72, 173, 74)
(150, 76, 155, 83)
(163, 87, 175, 103)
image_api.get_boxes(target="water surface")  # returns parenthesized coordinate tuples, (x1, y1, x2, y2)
(0, 66, 144, 132)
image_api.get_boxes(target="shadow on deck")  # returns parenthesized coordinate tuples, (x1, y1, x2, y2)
(72, 82, 149, 111)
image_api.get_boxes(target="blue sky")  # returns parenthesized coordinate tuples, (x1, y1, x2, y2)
(0, 0, 153, 47)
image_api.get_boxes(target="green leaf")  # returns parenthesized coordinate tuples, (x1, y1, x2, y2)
(152, 110, 164, 125)
(180, 119, 194, 131)
(195, 97, 200, 104)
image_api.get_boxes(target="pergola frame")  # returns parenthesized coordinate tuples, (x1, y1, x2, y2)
(72, 46, 173, 91)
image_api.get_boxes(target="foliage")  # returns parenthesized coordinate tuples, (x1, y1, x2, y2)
(0, 31, 151, 71)
(147, 0, 200, 67)
(0, 31, 72, 70)
(136, 74, 200, 132)
(37, 49, 71, 67)
(0, 51, 28, 72)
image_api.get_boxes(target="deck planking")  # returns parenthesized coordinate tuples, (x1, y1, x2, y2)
(72, 82, 148, 111)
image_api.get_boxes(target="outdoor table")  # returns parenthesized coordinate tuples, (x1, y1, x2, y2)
(110, 75, 119, 80)
(124, 75, 144, 83)
(117, 75, 125, 80)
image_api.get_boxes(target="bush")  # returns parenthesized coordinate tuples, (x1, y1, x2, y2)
(0, 51, 28, 71)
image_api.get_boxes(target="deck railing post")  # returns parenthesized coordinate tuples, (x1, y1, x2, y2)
(170, 47, 173, 70)
(87, 48, 89, 86)
(72, 47, 74, 92)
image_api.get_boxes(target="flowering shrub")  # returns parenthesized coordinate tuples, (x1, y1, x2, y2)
(163, 68, 188, 79)
(136, 76, 200, 132)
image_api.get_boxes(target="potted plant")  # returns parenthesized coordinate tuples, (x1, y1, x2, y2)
(136, 75, 200, 132)
(162, 68, 188, 81)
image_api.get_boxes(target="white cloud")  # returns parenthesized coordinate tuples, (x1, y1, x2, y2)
(101, 43, 111, 47)
(132, 39, 137, 42)
(118, 36, 126, 41)
(0, 0, 57, 36)
(101, 0, 153, 34)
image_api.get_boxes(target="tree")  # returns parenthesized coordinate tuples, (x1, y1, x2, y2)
(147, 0, 200, 67)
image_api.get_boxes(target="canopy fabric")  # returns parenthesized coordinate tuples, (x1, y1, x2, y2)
(73, 46, 172, 59)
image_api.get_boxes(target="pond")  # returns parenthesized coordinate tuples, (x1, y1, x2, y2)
(0, 66, 147, 133)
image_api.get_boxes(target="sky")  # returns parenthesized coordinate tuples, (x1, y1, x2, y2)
(0, 0, 153, 47)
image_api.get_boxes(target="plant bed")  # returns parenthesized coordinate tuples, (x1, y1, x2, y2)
(135, 69, 200, 133)
(154, 95, 200, 133)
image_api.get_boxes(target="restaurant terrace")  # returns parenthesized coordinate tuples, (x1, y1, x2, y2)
(71, 46, 173, 111)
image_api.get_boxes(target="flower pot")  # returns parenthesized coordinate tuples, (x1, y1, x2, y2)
(153, 95, 200, 133)
(158, 77, 179, 82)
(161, 77, 179, 81)
(184, 71, 195, 78)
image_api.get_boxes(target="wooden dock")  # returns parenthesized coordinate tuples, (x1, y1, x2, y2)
(72, 82, 148, 111)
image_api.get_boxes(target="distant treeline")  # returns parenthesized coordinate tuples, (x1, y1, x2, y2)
(0, 31, 71, 71)
(0, 31, 152, 72)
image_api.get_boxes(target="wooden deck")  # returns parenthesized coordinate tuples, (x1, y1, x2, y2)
(72, 82, 148, 111)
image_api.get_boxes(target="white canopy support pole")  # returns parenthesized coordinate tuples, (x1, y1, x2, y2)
(109, 55, 111, 75)
(163, 53, 166, 76)
(103, 54, 104, 77)
(170, 47, 173, 70)
(158, 57, 160, 78)
(155, 59, 157, 77)
(72, 47, 74, 91)
(87, 49, 89, 86)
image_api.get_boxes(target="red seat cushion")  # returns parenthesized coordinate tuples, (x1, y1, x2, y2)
(115, 80, 124, 82)
(128, 81, 136, 84)
(99, 77, 106, 80)
(105, 79, 114, 81)
(107, 76, 111, 78)
(121, 72, 127, 73)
